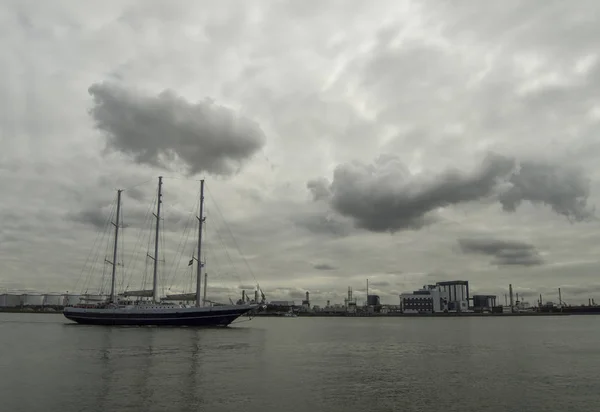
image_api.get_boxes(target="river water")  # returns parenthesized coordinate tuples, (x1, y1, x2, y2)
(1, 313, 599, 411)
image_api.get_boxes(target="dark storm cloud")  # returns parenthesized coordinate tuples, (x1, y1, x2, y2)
(499, 161, 594, 222)
(68, 201, 190, 233)
(308, 153, 516, 233)
(88, 82, 266, 176)
(458, 237, 544, 267)
(313, 263, 337, 271)
(308, 153, 595, 233)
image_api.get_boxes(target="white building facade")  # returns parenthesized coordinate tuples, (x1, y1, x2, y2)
(400, 285, 449, 314)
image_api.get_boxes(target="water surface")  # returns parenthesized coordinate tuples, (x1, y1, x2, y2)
(1, 313, 599, 411)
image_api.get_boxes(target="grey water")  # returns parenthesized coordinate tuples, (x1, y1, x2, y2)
(1, 313, 599, 412)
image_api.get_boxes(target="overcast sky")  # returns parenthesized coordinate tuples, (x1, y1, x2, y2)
(2, 0, 600, 306)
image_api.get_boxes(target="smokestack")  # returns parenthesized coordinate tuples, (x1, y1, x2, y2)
(558, 288, 562, 306)
(509, 284, 514, 312)
(242, 290, 246, 302)
(539, 294, 542, 306)
(255, 289, 258, 303)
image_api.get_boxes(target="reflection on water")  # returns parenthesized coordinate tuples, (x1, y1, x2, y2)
(1, 315, 600, 412)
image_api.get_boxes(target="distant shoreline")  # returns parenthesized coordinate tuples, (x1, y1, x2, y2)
(2, 309, 598, 318)
(259, 311, 577, 317)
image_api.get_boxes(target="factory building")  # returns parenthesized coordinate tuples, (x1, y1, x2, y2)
(400, 285, 449, 314)
(301, 291, 311, 311)
(367, 295, 381, 306)
(472, 295, 497, 312)
(436, 280, 470, 312)
(265, 300, 295, 314)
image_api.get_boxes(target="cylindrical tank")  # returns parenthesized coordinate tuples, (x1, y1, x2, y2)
(2, 294, 22, 307)
(43, 294, 64, 306)
(62, 294, 82, 306)
(21, 294, 45, 306)
(367, 295, 381, 306)
(79, 294, 105, 303)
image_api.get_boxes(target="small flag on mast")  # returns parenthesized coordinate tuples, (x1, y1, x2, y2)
(188, 258, 194, 266)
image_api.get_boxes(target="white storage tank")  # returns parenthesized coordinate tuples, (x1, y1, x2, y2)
(62, 294, 82, 306)
(43, 294, 64, 306)
(79, 294, 106, 304)
(0, 294, 22, 307)
(21, 294, 45, 306)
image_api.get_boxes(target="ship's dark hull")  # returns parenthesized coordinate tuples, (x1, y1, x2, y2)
(63, 305, 254, 327)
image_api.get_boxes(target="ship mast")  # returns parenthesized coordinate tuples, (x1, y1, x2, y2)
(109, 189, 122, 304)
(195, 179, 205, 307)
(152, 176, 163, 303)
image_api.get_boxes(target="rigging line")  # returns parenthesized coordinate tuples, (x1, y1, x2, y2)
(123, 193, 156, 289)
(165, 182, 201, 291)
(122, 178, 154, 192)
(118, 200, 126, 294)
(81, 198, 116, 294)
(206, 184, 258, 283)
(74, 195, 116, 292)
(166, 206, 195, 291)
(123, 195, 156, 290)
(160, 210, 168, 298)
(211, 213, 245, 286)
(162, 176, 203, 182)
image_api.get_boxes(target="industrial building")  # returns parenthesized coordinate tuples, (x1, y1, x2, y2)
(399, 280, 472, 313)
(436, 280, 469, 312)
(400, 285, 449, 314)
(472, 295, 497, 312)
(0, 293, 78, 310)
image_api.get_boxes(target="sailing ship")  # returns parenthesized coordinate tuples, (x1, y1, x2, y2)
(63, 177, 263, 326)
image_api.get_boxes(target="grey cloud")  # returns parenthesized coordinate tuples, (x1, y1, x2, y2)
(499, 161, 594, 222)
(306, 178, 331, 201)
(68, 208, 110, 229)
(289, 290, 308, 300)
(88, 82, 266, 176)
(68, 200, 190, 233)
(309, 153, 595, 233)
(125, 187, 146, 202)
(237, 284, 257, 290)
(308, 153, 516, 233)
(291, 211, 353, 237)
(368, 281, 390, 287)
(313, 263, 337, 271)
(458, 237, 544, 267)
